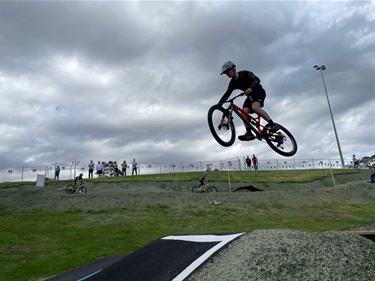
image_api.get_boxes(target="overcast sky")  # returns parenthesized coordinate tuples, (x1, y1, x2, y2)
(1, 0, 374, 169)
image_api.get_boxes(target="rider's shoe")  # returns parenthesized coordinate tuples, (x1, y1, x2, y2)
(238, 132, 256, 141)
(269, 123, 280, 132)
(269, 123, 280, 133)
(264, 123, 280, 133)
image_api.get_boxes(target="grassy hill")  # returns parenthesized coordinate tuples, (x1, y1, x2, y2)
(0, 169, 374, 281)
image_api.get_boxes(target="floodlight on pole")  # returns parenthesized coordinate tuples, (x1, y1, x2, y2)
(313, 65, 345, 168)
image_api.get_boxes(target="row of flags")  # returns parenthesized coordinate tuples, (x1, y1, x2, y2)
(5, 162, 231, 174)
(7, 167, 69, 173)
(6, 160, 348, 174)
(8, 168, 40, 174)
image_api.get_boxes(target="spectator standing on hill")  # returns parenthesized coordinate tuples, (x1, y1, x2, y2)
(113, 161, 119, 176)
(252, 154, 259, 170)
(88, 160, 95, 178)
(245, 156, 252, 171)
(352, 155, 359, 169)
(121, 160, 128, 176)
(55, 165, 60, 180)
(96, 161, 103, 178)
(132, 159, 138, 175)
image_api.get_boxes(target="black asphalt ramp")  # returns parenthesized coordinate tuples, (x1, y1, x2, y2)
(47, 233, 245, 281)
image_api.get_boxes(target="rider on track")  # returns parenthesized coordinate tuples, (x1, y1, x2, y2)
(74, 173, 83, 188)
(199, 171, 208, 188)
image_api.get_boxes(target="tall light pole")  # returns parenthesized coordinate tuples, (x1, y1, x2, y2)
(313, 65, 345, 168)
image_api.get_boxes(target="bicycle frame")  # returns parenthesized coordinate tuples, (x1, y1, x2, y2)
(223, 93, 267, 139)
(73, 180, 83, 190)
(200, 182, 210, 191)
(209, 93, 297, 156)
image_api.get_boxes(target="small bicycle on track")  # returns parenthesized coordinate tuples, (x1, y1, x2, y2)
(66, 181, 87, 194)
(192, 182, 218, 193)
(207, 92, 297, 157)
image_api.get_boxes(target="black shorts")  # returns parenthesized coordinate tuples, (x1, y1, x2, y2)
(243, 89, 266, 112)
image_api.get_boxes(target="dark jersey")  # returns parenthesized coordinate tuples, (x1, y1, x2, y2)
(74, 175, 83, 185)
(246, 157, 251, 165)
(219, 70, 263, 103)
(200, 176, 207, 185)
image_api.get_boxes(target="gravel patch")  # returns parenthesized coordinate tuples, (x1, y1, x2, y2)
(188, 229, 375, 281)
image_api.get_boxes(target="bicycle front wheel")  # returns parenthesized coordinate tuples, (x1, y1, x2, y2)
(207, 105, 235, 147)
(66, 185, 74, 194)
(208, 186, 218, 192)
(192, 186, 202, 193)
(264, 123, 297, 157)
(78, 186, 87, 194)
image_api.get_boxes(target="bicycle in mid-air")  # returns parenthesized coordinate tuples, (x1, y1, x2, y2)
(66, 180, 87, 194)
(191, 182, 218, 193)
(207, 92, 297, 157)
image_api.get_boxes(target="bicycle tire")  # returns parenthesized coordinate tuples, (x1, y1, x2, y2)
(78, 186, 87, 194)
(191, 186, 202, 193)
(208, 186, 218, 192)
(264, 123, 297, 157)
(66, 184, 74, 194)
(207, 105, 235, 147)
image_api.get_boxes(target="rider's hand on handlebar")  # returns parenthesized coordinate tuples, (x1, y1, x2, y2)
(243, 88, 253, 95)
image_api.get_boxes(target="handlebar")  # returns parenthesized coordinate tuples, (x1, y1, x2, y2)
(218, 92, 245, 106)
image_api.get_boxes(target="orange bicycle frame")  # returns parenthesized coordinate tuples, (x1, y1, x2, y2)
(231, 104, 265, 136)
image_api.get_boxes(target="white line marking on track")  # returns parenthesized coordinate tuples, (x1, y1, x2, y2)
(162, 233, 246, 281)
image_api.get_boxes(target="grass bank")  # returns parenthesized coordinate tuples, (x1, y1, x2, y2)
(0, 169, 374, 281)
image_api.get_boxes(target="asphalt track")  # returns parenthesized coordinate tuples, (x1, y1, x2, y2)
(46, 233, 245, 281)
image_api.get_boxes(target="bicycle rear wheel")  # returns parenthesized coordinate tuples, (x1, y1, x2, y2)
(264, 123, 297, 157)
(78, 186, 87, 194)
(207, 105, 235, 147)
(66, 185, 74, 194)
(208, 186, 218, 192)
(192, 186, 201, 193)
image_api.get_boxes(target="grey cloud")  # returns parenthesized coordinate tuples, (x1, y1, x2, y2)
(1, 1, 374, 170)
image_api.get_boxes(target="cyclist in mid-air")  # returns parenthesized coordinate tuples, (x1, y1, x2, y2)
(219, 61, 279, 141)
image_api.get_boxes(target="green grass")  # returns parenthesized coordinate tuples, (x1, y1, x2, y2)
(0, 169, 362, 190)
(35, 168, 363, 185)
(0, 169, 374, 281)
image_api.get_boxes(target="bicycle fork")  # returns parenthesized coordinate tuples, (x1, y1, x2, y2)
(218, 111, 232, 131)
